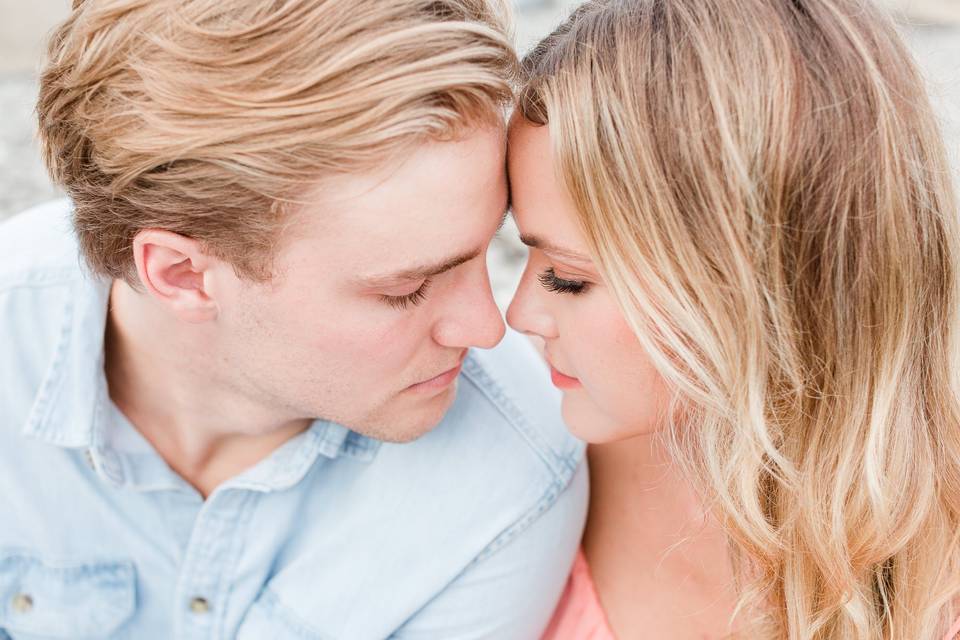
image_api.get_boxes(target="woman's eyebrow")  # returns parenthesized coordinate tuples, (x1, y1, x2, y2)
(520, 234, 592, 263)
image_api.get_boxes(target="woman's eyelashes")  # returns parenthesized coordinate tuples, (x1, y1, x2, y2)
(381, 279, 432, 310)
(538, 267, 590, 295)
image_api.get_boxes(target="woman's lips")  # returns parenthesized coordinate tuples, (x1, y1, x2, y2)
(549, 364, 581, 390)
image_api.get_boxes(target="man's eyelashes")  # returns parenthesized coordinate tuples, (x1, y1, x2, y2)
(381, 279, 432, 310)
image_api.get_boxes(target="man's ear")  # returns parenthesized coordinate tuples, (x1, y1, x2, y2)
(132, 229, 221, 323)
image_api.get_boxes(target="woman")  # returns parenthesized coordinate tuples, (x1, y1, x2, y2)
(506, 0, 960, 638)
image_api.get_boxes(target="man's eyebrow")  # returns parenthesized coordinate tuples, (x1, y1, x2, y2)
(358, 248, 482, 287)
(520, 234, 592, 263)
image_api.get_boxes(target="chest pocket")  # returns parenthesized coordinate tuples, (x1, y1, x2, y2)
(0, 550, 136, 639)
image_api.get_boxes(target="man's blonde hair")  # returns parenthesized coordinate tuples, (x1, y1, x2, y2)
(519, 0, 960, 638)
(38, 0, 517, 281)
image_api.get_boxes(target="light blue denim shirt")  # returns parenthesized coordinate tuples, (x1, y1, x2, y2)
(0, 200, 588, 640)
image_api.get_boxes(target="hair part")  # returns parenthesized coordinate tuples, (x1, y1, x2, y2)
(38, 0, 518, 282)
(520, 1, 960, 637)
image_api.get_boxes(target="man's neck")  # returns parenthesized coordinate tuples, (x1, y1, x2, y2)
(104, 280, 311, 498)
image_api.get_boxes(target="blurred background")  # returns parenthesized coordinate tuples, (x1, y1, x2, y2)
(0, 0, 958, 305)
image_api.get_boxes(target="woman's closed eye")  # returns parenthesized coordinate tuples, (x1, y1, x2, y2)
(381, 279, 432, 310)
(538, 268, 590, 295)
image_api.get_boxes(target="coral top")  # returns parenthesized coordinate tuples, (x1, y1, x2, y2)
(543, 550, 960, 640)
(542, 549, 615, 640)
(947, 615, 960, 640)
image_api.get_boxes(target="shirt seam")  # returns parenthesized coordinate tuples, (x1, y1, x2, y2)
(470, 471, 572, 565)
(390, 471, 578, 636)
(251, 588, 338, 640)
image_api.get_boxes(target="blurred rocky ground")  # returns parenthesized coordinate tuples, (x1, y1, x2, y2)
(1, 0, 957, 306)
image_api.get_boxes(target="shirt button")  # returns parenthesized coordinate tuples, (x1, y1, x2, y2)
(11, 593, 33, 613)
(189, 597, 211, 615)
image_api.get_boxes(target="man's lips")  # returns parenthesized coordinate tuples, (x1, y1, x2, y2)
(406, 351, 468, 392)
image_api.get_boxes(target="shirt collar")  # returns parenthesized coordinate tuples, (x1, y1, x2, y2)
(225, 420, 380, 493)
(105, 417, 380, 494)
(21, 268, 380, 490)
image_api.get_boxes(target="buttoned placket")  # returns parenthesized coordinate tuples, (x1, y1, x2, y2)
(172, 488, 260, 640)
(85, 435, 263, 640)
(80, 398, 260, 640)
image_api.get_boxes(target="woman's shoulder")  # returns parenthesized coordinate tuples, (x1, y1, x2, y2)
(946, 613, 960, 640)
(541, 549, 616, 640)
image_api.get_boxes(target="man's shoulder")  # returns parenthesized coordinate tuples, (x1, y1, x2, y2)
(0, 199, 87, 437)
(0, 198, 81, 289)
(272, 333, 587, 637)
(0, 199, 84, 350)
(343, 327, 583, 525)
(364, 329, 584, 538)
(456, 329, 582, 478)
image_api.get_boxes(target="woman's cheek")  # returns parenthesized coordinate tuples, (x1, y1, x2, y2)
(575, 292, 669, 437)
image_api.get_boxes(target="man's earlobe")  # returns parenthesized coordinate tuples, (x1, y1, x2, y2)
(132, 229, 220, 323)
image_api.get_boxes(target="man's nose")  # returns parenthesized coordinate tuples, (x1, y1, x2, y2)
(433, 263, 506, 350)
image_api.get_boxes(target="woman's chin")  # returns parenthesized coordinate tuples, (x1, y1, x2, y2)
(560, 393, 654, 444)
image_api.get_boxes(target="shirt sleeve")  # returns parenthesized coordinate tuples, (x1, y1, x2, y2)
(390, 460, 589, 640)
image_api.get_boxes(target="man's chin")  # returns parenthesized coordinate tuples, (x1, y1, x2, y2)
(352, 382, 458, 444)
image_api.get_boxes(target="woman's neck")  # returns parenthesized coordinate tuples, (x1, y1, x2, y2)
(583, 432, 739, 639)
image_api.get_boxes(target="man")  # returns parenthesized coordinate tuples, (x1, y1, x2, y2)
(0, 1, 586, 638)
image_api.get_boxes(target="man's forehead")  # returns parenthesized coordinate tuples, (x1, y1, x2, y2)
(282, 128, 508, 280)
(301, 159, 505, 231)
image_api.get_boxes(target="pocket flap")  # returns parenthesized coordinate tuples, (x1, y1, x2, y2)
(0, 550, 136, 638)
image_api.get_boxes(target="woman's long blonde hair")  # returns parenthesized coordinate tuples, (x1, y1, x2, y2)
(519, 0, 960, 637)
